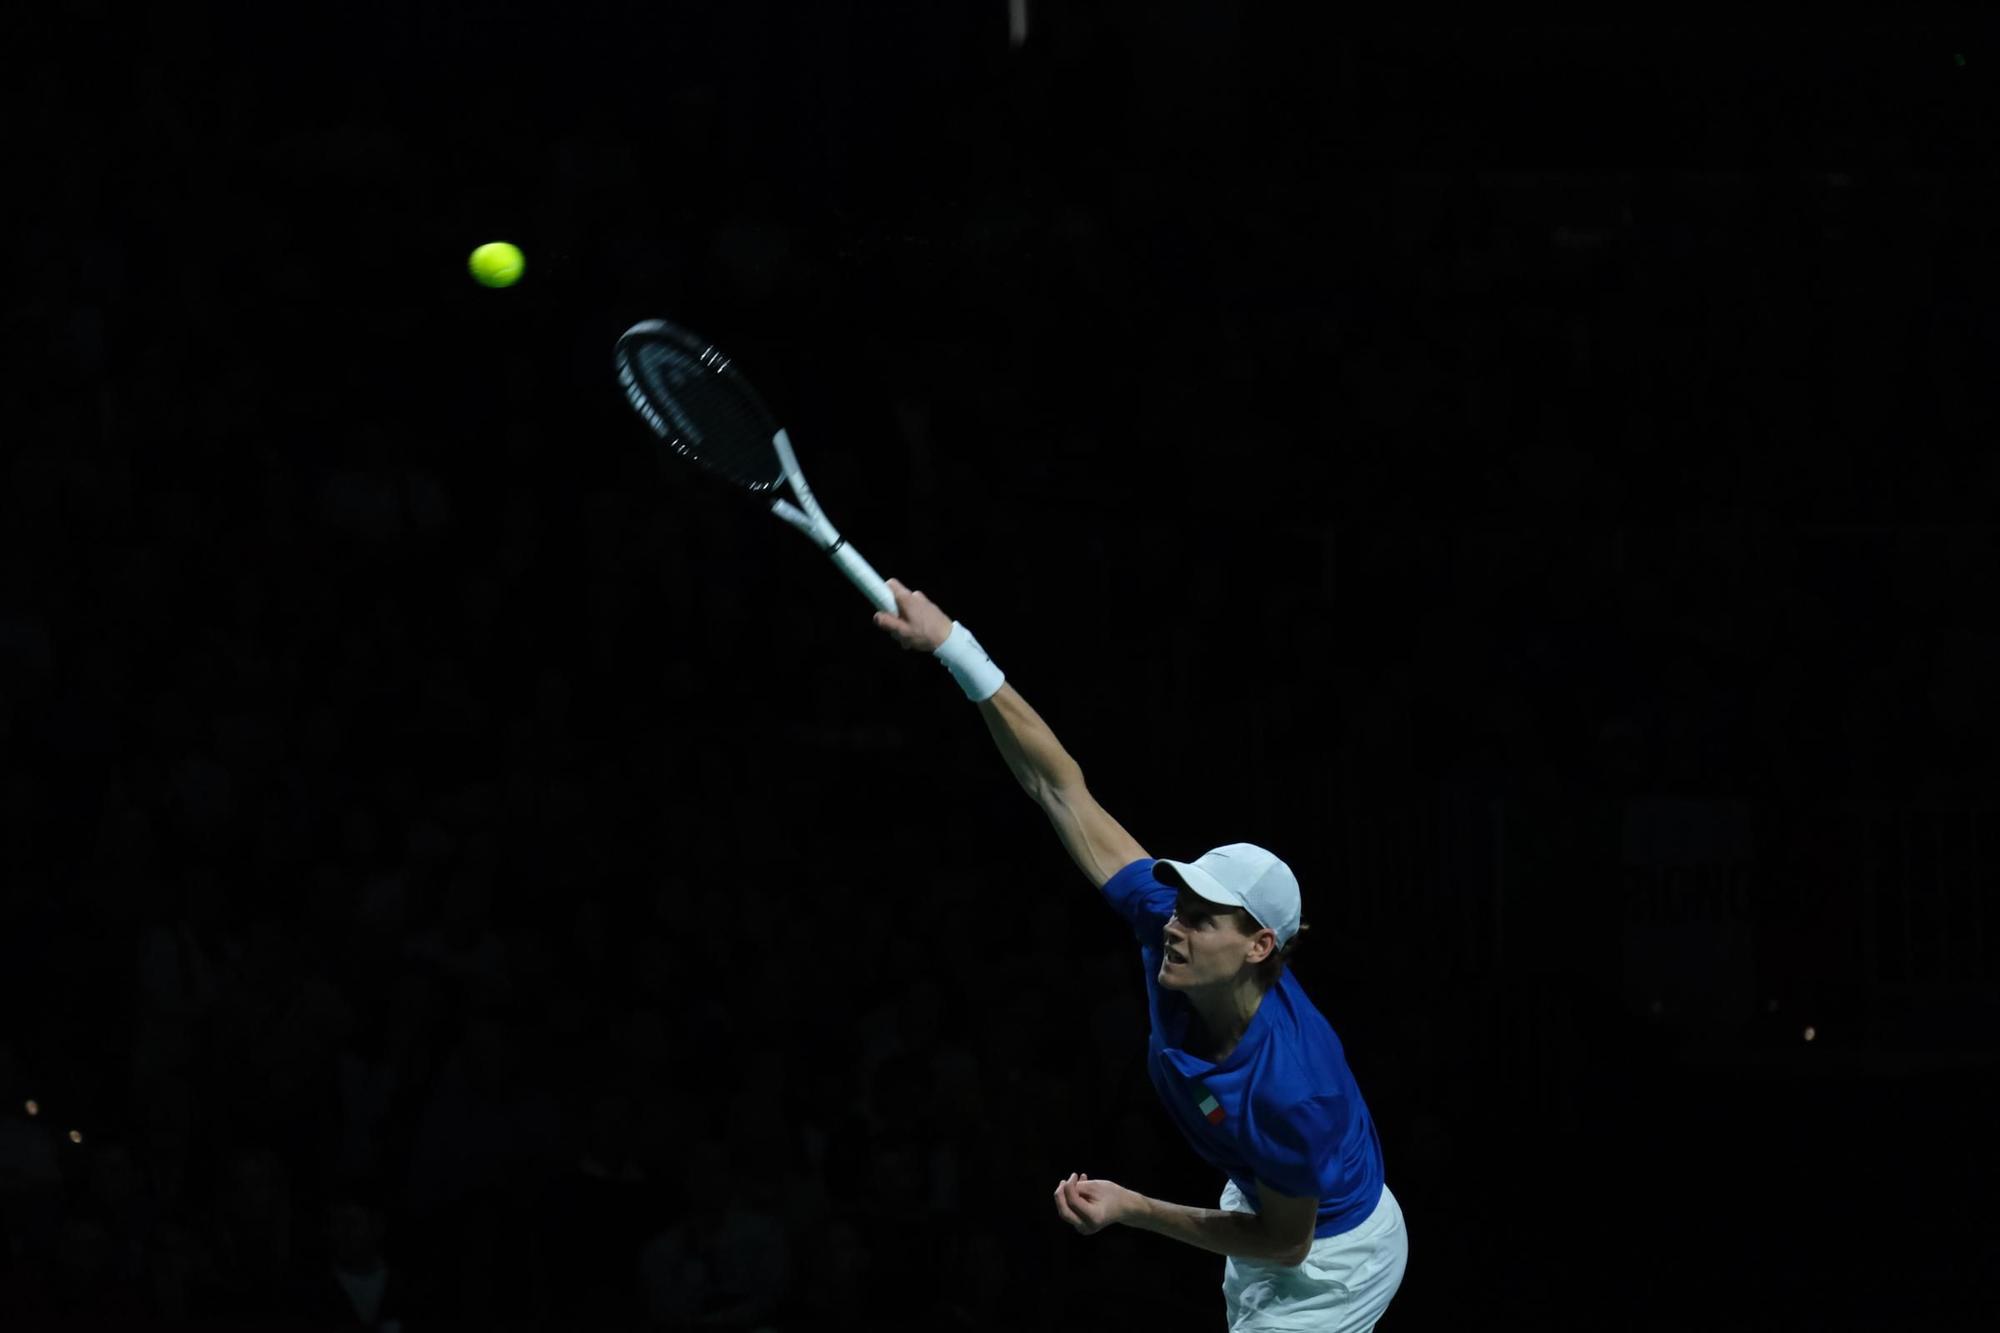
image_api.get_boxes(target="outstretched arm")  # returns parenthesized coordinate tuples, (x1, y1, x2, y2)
(875, 579, 1150, 888)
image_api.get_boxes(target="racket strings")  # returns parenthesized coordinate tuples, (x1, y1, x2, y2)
(623, 340, 785, 492)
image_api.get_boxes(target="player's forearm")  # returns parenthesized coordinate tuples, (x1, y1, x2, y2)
(977, 683, 1085, 799)
(1121, 1193, 1305, 1266)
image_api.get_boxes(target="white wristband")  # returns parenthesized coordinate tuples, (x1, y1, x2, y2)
(933, 621, 1005, 702)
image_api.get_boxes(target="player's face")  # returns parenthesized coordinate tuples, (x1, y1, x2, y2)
(1158, 891, 1261, 990)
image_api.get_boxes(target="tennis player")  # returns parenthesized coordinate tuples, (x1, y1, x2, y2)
(875, 578, 1408, 1331)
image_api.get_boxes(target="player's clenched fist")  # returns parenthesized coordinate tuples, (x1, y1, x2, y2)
(873, 577, 955, 653)
(1052, 1172, 1136, 1236)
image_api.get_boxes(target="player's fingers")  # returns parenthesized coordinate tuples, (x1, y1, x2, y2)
(1052, 1180, 1081, 1228)
(1066, 1196, 1098, 1232)
(874, 611, 919, 643)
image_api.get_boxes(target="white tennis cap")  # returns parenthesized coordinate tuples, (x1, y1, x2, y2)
(1153, 843, 1302, 946)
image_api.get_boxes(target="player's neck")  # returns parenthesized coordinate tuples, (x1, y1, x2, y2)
(1186, 977, 1265, 1062)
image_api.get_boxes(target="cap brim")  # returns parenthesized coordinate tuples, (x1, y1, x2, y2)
(1152, 859, 1256, 918)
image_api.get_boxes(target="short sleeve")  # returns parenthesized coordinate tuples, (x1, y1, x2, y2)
(1258, 1095, 1342, 1200)
(1099, 857, 1175, 945)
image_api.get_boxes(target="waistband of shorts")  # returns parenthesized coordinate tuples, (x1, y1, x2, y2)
(1312, 1179, 1396, 1241)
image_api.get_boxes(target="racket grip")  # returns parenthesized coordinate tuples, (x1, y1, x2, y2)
(830, 540, 898, 615)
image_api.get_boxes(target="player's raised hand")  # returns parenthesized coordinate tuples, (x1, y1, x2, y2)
(873, 578, 955, 653)
(1052, 1172, 1134, 1236)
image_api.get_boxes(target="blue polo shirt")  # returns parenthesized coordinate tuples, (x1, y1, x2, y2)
(1102, 857, 1386, 1239)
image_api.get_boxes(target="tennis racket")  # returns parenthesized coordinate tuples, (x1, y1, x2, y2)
(614, 318, 897, 615)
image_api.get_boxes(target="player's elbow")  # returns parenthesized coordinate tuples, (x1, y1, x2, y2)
(1275, 1216, 1320, 1267)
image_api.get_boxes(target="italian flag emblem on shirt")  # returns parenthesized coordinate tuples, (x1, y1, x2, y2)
(1194, 1084, 1225, 1125)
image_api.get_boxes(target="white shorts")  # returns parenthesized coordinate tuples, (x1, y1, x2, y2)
(1219, 1178, 1409, 1332)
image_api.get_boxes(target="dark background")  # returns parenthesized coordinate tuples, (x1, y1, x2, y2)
(5, 7, 1999, 1329)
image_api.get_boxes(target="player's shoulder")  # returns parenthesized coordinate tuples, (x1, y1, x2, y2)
(1253, 989, 1339, 1085)
(1097, 855, 1174, 942)
(1095, 855, 1170, 906)
(1103, 855, 1161, 888)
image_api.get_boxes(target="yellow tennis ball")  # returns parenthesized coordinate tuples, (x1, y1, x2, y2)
(468, 241, 525, 288)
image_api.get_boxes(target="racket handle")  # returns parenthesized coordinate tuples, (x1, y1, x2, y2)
(830, 540, 898, 615)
